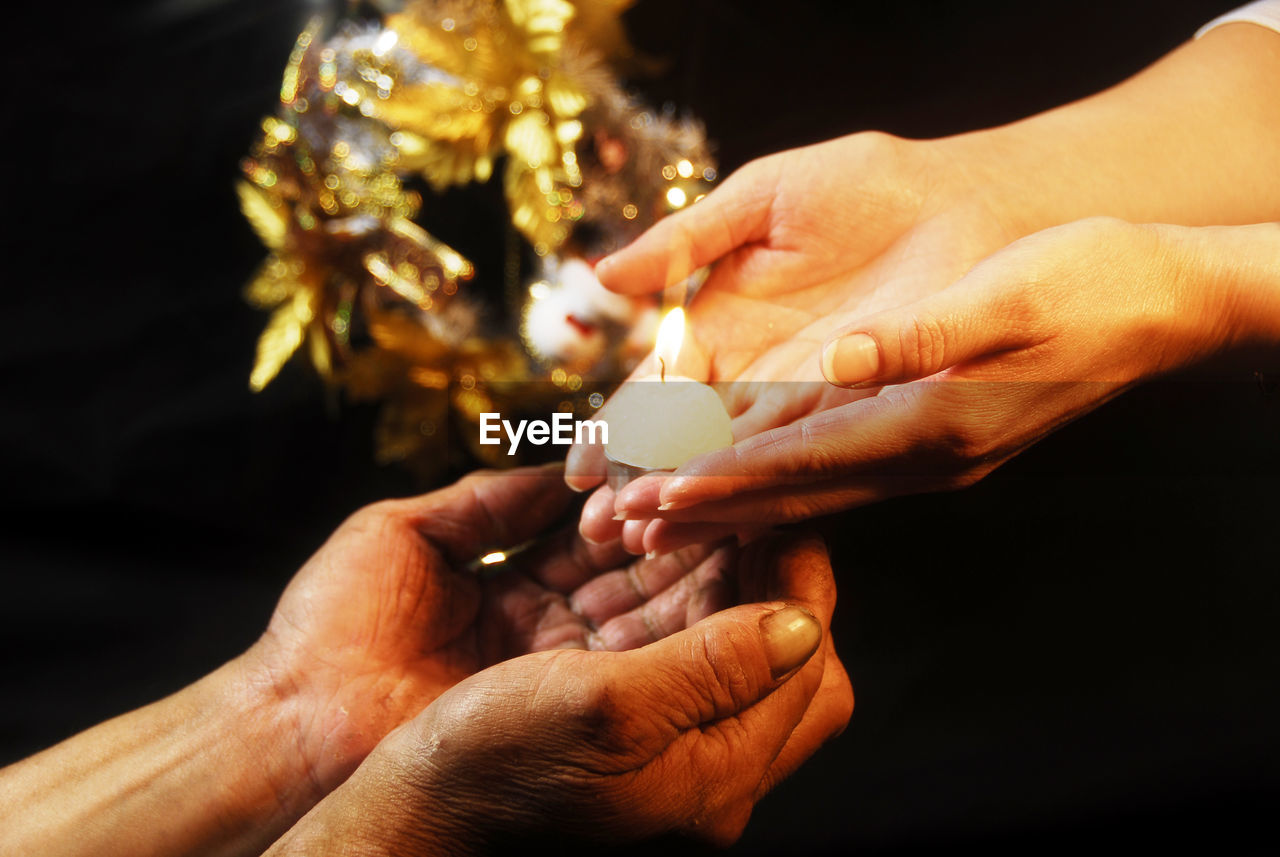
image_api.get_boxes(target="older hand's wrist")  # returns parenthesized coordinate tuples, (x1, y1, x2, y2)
(219, 648, 332, 826)
(264, 721, 477, 857)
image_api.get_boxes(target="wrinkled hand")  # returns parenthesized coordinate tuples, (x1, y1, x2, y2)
(263, 533, 852, 855)
(568, 131, 1018, 550)
(604, 218, 1280, 534)
(237, 465, 745, 803)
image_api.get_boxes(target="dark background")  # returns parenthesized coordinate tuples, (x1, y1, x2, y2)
(2, 1, 1277, 853)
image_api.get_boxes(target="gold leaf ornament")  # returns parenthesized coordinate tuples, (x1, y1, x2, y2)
(505, 0, 577, 55)
(250, 289, 315, 392)
(505, 108, 557, 169)
(243, 255, 296, 309)
(236, 181, 288, 251)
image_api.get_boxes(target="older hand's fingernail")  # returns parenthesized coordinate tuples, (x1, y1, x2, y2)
(644, 550, 659, 560)
(612, 512, 630, 521)
(657, 502, 675, 512)
(760, 605, 821, 680)
(822, 333, 880, 386)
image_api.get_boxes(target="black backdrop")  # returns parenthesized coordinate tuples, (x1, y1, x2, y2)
(2, 1, 1277, 854)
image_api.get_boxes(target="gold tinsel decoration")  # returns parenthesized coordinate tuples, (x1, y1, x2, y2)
(239, 0, 716, 476)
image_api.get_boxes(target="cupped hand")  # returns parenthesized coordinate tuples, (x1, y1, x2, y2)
(602, 218, 1262, 541)
(263, 532, 852, 855)
(568, 131, 1021, 547)
(235, 464, 744, 803)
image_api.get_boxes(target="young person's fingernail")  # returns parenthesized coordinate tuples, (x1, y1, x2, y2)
(822, 333, 880, 386)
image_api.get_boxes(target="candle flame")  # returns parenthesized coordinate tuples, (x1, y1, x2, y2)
(656, 307, 685, 377)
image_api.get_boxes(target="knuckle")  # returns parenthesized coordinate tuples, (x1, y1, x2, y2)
(344, 498, 403, 531)
(769, 493, 822, 524)
(688, 625, 761, 714)
(854, 129, 905, 161)
(797, 421, 837, 474)
(945, 460, 998, 492)
(936, 425, 989, 465)
(561, 672, 611, 723)
(901, 312, 950, 377)
(744, 425, 808, 478)
(920, 402, 994, 465)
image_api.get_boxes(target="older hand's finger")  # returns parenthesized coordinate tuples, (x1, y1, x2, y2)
(482, 573, 593, 656)
(407, 465, 574, 562)
(733, 532, 849, 798)
(638, 519, 746, 558)
(588, 544, 735, 651)
(620, 518, 648, 555)
(568, 543, 717, 629)
(518, 527, 631, 593)
(757, 642, 853, 800)
(579, 484, 625, 545)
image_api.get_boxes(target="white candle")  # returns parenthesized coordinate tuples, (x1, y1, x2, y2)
(603, 308, 733, 476)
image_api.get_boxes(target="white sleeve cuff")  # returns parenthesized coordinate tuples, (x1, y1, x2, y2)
(1197, 0, 1280, 37)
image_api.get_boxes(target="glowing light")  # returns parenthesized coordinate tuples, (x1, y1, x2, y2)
(656, 307, 686, 373)
(666, 187, 688, 208)
(676, 159, 694, 178)
(373, 30, 398, 56)
(479, 551, 506, 566)
(622, 203, 638, 219)
(661, 164, 677, 180)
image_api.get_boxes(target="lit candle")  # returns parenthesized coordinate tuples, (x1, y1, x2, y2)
(603, 308, 733, 489)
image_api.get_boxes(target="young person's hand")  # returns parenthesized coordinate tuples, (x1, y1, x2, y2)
(603, 220, 1280, 544)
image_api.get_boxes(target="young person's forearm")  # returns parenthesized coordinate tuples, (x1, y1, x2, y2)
(941, 23, 1280, 235)
(0, 658, 317, 857)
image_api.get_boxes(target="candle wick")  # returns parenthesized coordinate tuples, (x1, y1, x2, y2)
(659, 356, 666, 383)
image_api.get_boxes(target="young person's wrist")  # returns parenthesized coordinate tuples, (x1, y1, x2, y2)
(1171, 222, 1280, 362)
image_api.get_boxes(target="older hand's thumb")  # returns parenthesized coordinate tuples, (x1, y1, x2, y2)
(624, 603, 821, 730)
(757, 606, 823, 679)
